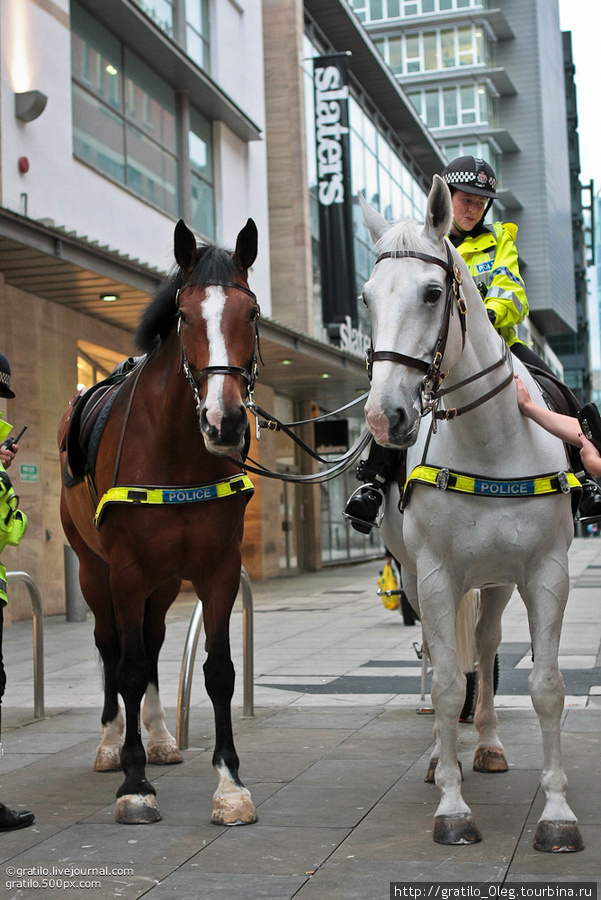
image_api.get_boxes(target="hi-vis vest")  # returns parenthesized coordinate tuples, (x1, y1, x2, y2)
(0, 418, 28, 605)
(455, 222, 528, 347)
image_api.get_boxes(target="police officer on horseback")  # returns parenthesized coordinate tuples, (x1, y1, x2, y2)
(344, 155, 601, 533)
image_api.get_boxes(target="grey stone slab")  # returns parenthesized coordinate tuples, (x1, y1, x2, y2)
(10, 822, 214, 869)
(5, 732, 99, 755)
(232, 726, 354, 755)
(181, 824, 351, 876)
(147, 870, 307, 899)
(2, 865, 174, 900)
(509, 824, 601, 877)
(254, 780, 391, 829)
(291, 858, 508, 899)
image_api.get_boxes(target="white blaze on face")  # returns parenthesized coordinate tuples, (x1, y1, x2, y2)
(201, 285, 228, 431)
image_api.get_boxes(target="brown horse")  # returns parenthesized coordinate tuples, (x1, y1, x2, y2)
(58, 218, 260, 825)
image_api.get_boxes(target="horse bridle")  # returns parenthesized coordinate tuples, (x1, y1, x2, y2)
(175, 279, 262, 412)
(367, 243, 512, 426)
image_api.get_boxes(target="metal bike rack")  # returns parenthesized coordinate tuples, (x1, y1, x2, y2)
(6, 571, 45, 718)
(176, 566, 254, 751)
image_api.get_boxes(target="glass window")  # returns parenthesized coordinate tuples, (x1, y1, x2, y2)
(131, 0, 174, 37)
(458, 26, 474, 65)
(423, 31, 437, 70)
(388, 36, 403, 72)
(422, 0, 435, 11)
(72, 2, 182, 219)
(71, 4, 122, 109)
(460, 83, 476, 123)
(370, 0, 384, 19)
(388, 0, 401, 15)
(441, 29, 455, 67)
(405, 34, 421, 72)
(185, 0, 210, 70)
(189, 107, 215, 239)
(72, 83, 126, 182)
(124, 50, 177, 153)
(443, 87, 457, 126)
(425, 89, 440, 127)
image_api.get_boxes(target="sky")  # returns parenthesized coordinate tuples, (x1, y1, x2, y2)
(558, 0, 601, 192)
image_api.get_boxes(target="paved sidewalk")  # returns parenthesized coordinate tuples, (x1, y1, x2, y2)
(0, 538, 599, 898)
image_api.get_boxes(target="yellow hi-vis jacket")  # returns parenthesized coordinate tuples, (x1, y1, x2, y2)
(454, 222, 528, 347)
(0, 416, 28, 607)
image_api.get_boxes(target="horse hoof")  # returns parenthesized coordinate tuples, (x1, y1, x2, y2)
(433, 814, 482, 845)
(147, 743, 183, 766)
(115, 794, 162, 824)
(211, 790, 257, 826)
(425, 758, 463, 784)
(473, 747, 508, 773)
(94, 746, 122, 772)
(533, 820, 585, 853)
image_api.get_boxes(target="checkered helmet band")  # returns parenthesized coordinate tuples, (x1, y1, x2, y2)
(441, 169, 498, 193)
(0, 372, 10, 391)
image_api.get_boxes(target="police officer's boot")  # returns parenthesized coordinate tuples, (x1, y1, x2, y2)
(343, 445, 400, 534)
(576, 479, 601, 524)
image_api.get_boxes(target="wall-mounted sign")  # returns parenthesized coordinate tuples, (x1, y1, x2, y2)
(20, 464, 38, 482)
(313, 52, 356, 330)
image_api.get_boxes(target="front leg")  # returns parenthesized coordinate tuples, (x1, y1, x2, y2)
(419, 569, 481, 845)
(200, 573, 257, 827)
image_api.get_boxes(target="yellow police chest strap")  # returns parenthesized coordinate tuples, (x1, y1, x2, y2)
(94, 474, 254, 529)
(403, 464, 580, 505)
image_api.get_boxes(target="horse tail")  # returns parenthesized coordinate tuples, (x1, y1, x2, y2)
(456, 590, 478, 674)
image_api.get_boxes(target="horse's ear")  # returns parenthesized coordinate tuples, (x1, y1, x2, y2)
(174, 220, 198, 271)
(234, 218, 258, 272)
(359, 192, 390, 245)
(423, 175, 453, 244)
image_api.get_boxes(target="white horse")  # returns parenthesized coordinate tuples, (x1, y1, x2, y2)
(360, 176, 584, 852)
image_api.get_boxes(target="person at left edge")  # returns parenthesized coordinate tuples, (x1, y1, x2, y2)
(0, 351, 35, 831)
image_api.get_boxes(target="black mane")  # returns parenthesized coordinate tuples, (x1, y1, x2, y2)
(134, 244, 238, 352)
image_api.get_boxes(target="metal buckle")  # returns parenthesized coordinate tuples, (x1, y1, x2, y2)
(436, 468, 450, 491)
(557, 471, 571, 494)
(453, 264, 462, 284)
(445, 408, 458, 420)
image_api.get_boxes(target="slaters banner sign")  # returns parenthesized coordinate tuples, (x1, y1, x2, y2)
(313, 53, 357, 329)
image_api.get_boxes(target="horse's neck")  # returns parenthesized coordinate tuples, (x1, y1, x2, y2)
(414, 318, 567, 475)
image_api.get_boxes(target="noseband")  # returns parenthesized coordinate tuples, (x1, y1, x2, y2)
(176, 280, 262, 413)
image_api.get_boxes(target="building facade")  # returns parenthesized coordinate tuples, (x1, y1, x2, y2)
(347, 0, 577, 373)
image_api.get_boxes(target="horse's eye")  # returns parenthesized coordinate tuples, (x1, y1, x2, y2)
(177, 309, 188, 326)
(361, 292, 368, 307)
(250, 307, 259, 323)
(425, 286, 443, 305)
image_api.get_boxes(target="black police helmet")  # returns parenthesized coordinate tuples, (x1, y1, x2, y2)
(0, 352, 15, 399)
(441, 155, 498, 199)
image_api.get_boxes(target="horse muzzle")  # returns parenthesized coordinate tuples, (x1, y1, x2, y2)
(200, 403, 248, 455)
(365, 394, 421, 449)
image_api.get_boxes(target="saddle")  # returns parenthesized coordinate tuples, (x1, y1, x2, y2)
(59, 357, 145, 486)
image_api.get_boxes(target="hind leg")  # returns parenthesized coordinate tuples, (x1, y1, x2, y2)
(106, 566, 161, 824)
(472, 584, 513, 774)
(519, 561, 584, 852)
(143, 581, 183, 766)
(197, 561, 257, 826)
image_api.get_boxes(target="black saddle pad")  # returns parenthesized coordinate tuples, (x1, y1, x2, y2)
(65, 374, 128, 482)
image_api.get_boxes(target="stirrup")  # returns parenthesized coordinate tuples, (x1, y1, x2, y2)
(343, 484, 386, 531)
